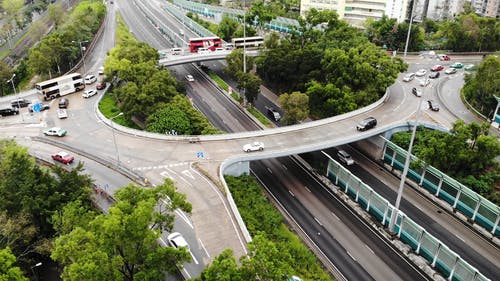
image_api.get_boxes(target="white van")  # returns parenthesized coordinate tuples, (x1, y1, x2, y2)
(197, 47, 211, 54)
(224, 44, 235, 50)
(171, 48, 182, 55)
(215, 47, 224, 52)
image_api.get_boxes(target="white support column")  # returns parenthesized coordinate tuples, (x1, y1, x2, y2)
(355, 180, 361, 202)
(453, 188, 462, 209)
(382, 203, 390, 225)
(447, 256, 460, 281)
(419, 167, 426, 186)
(397, 214, 404, 238)
(435, 175, 444, 196)
(416, 230, 425, 254)
(366, 190, 372, 212)
(471, 198, 482, 221)
(390, 150, 397, 167)
(492, 214, 500, 235)
(431, 244, 442, 267)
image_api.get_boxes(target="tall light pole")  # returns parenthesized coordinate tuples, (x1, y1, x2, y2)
(242, 0, 247, 105)
(72, 40, 88, 75)
(110, 112, 124, 168)
(6, 74, 24, 122)
(389, 81, 428, 233)
(403, 0, 417, 59)
(31, 262, 42, 281)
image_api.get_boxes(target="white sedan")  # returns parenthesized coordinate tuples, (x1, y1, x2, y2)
(43, 127, 67, 137)
(185, 74, 194, 82)
(57, 109, 68, 119)
(243, 141, 264, 152)
(416, 69, 427, 77)
(167, 232, 189, 249)
(82, 89, 98, 98)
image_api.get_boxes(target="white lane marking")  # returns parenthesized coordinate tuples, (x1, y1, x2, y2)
(314, 217, 323, 226)
(158, 237, 168, 247)
(182, 268, 191, 279)
(331, 212, 340, 221)
(189, 250, 199, 265)
(178, 175, 193, 187)
(347, 251, 357, 261)
(267, 167, 273, 174)
(175, 209, 193, 229)
(365, 244, 375, 255)
(166, 167, 178, 175)
(199, 239, 210, 258)
(455, 234, 465, 243)
(281, 164, 287, 170)
(159, 171, 173, 180)
(181, 170, 195, 180)
(304, 186, 311, 193)
(288, 190, 295, 197)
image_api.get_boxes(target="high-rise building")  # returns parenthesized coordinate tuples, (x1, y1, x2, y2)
(469, 0, 500, 17)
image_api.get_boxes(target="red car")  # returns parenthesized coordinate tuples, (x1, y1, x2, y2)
(438, 54, 450, 61)
(431, 65, 444, 72)
(96, 82, 106, 90)
(52, 151, 74, 164)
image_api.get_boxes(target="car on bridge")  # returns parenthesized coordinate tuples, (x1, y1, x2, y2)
(356, 117, 377, 131)
(51, 151, 74, 164)
(243, 141, 264, 152)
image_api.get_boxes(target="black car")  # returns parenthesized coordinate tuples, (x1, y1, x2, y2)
(10, 98, 31, 108)
(412, 87, 422, 97)
(429, 72, 440, 79)
(356, 117, 377, 131)
(0, 107, 19, 116)
(58, 98, 69, 109)
(427, 100, 440, 111)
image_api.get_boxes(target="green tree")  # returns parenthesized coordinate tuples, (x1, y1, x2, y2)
(224, 49, 255, 79)
(277, 91, 309, 124)
(52, 181, 192, 281)
(196, 249, 241, 281)
(0, 247, 28, 281)
(463, 55, 500, 117)
(217, 16, 239, 41)
(47, 3, 64, 29)
(237, 72, 261, 106)
(146, 105, 193, 135)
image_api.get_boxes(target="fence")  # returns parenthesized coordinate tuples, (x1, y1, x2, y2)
(325, 154, 491, 281)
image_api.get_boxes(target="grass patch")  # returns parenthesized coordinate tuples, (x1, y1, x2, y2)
(207, 70, 229, 91)
(98, 92, 139, 129)
(247, 107, 272, 127)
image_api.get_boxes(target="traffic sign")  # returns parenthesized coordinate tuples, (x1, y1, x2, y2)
(33, 103, 42, 112)
(196, 152, 204, 159)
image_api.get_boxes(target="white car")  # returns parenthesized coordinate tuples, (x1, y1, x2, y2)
(84, 74, 97, 84)
(82, 89, 98, 98)
(419, 78, 430, 87)
(185, 75, 194, 82)
(98, 66, 104, 75)
(243, 141, 264, 152)
(57, 109, 68, 119)
(43, 127, 67, 137)
(167, 232, 189, 249)
(337, 150, 354, 165)
(416, 69, 427, 77)
(445, 68, 457, 74)
(403, 73, 415, 82)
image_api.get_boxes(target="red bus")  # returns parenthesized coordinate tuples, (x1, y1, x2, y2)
(189, 37, 222, 53)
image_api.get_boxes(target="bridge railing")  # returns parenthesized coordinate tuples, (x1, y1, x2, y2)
(382, 139, 499, 237)
(324, 153, 492, 281)
(164, 1, 220, 39)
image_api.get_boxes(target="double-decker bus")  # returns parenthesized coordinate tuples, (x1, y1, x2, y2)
(189, 37, 222, 53)
(35, 73, 85, 101)
(231, 36, 264, 49)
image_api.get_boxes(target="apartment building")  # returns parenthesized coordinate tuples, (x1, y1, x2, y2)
(468, 0, 500, 17)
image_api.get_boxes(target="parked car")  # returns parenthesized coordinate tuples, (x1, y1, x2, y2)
(167, 232, 189, 249)
(58, 98, 69, 108)
(356, 117, 377, 131)
(43, 127, 67, 137)
(445, 68, 457, 74)
(427, 100, 440, 111)
(185, 74, 194, 82)
(403, 73, 415, 82)
(28, 103, 50, 112)
(450, 62, 464, 69)
(412, 87, 422, 97)
(11, 98, 31, 108)
(431, 65, 444, 72)
(415, 69, 427, 77)
(51, 151, 74, 164)
(419, 78, 430, 87)
(96, 81, 106, 90)
(84, 74, 97, 84)
(438, 54, 450, 61)
(82, 89, 98, 98)
(0, 107, 19, 116)
(243, 141, 264, 152)
(337, 150, 354, 165)
(57, 109, 68, 119)
(429, 72, 440, 79)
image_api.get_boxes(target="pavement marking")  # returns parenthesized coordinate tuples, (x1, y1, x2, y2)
(159, 170, 173, 180)
(181, 170, 195, 180)
(365, 244, 375, 255)
(331, 212, 340, 221)
(189, 250, 199, 265)
(304, 186, 311, 193)
(288, 190, 295, 197)
(267, 167, 273, 174)
(314, 217, 323, 226)
(132, 162, 190, 171)
(455, 234, 465, 243)
(281, 164, 287, 170)
(347, 251, 357, 261)
(199, 238, 210, 258)
(182, 268, 191, 279)
(158, 237, 168, 247)
(175, 209, 193, 229)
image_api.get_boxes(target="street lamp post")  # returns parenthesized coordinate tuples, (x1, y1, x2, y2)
(388, 81, 427, 233)
(242, 0, 247, 105)
(31, 262, 42, 281)
(6, 74, 24, 122)
(403, 0, 417, 59)
(72, 40, 88, 75)
(110, 112, 124, 168)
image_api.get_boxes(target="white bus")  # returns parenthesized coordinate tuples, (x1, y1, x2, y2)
(35, 73, 85, 101)
(231, 36, 264, 49)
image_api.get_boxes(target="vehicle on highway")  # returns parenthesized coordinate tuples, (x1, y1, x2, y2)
(445, 68, 457, 74)
(431, 65, 444, 72)
(57, 109, 68, 119)
(450, 62, 464, 69)
(429, 72, 440, 79)
(11, 98, 31, 108)
(464, 64, 476, 71)
(98, 66, 104, 75)
(415, 69, 427, 77)
(412, 87, 422, 97)
(43, 127, 67, 137)
(403, 73, 415, 82)
(35, 73, 85, 101)
(58, 98, 69, 108)
(0, 107, 19, 116)
(28, 103, 50, 112)
(189, 37, 222, 53)
(82, 89, 98, 98)
(438, 54, 450, 61)
(215, 47, 224, 52)
(171, 47, 182, 55)
(356, 117, 377, 131)
(337, 150, 354, 165)
(427, 100, 440, 111)
(419, 78, 430, 87)
(231, 36, 265, 49)
(243, 141, 264, 152)
(197, 47, 211, 54)
(167, 232, 189, 249)
(51, 151, 74, 164)
(84, 74, 97, 84)
(96, 81, 106, 90)
(267, 107, 281, 121)
(185, 75, 194, 82)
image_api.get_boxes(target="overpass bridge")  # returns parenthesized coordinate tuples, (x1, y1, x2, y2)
(158, 49, 258, 66)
